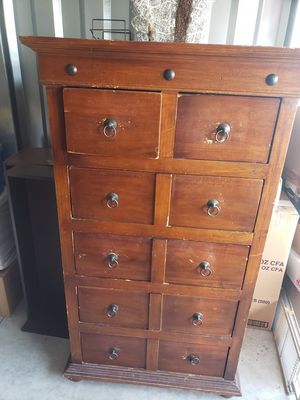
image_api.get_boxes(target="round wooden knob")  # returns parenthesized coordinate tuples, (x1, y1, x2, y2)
(65, 64, 77, 76)
(163, 69, 175, 81)
(265, 73, 278, 86)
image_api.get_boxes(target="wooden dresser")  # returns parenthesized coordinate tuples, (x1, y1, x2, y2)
(21, 36, 300, 397)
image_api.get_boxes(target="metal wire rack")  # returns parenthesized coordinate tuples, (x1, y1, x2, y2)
(90, 19, 132, 40)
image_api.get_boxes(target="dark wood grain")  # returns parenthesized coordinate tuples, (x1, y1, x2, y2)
(64, 88, 161, 158)
(69, 168, 155, 224)
(74, 232, 151, 281)
(224, 97, 299, 380)
(81, 333, 147, 368)
(78, 286, 149, 329)
(68, 153, 269, 179)
(78, 322, 233, 346)
(170, 175, 263, 231)
(165, 240, 249, 289)
(64, 361, 241, 396)
(158, 341, 228, 376)
(73, 275, 241, 301)
(162, 295, 238, 336)
(23, 36, 300, 395)
(174, 94, 279, 162)
(19, 35, 300, 97)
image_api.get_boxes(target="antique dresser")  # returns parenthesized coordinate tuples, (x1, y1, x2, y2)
(21, 36, 300, 397)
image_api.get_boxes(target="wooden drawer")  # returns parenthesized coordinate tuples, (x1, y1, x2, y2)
(74, 232, 151, 281)
(81, 333, 147, 369)
(69, 168, 155, 224)
(165, 240, 249, 289)
(78, 287, 149, 329)
(64, 88, 161, 158)
(162, 295, 237, 336)
(169, 175, 263, 232)
(158, 341, 228, 376)
(38, 50, 300, 97)
(174, 95, 279, 163)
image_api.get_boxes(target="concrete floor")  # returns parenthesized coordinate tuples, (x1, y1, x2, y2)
(0, 303, 295, 400)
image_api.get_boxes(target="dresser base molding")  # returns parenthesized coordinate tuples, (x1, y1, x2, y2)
(64, 360, 241, 397)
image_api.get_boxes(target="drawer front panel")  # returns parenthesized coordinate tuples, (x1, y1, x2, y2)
(165, 240, 249, 289)
(74, 232, 151, 281)
(169, 175, 263, 231)
(78, 287, 149, 329)
(64, 88, 161, 158)
(39, 53, 300, 97)
(81, 333, 147, 369)
(70, 168, 155, 224)
(174, 95, 279, 163)
(162, 295, 238, 336)
(158, 341, 228, 376)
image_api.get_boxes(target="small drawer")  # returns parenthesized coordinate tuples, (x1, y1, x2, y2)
(158, 340, 228, 376)
(81, 333, 147, 369)
(74, 232, 151, 281)
(165, 240, 249, 289)
(169, 175, 263, 232)
(69, 168, 155, 224)
(78, 287, 149, 329)
(64, 88, 161, 158)
(162, 295, 237, 336)
(174, 94, 279, 163)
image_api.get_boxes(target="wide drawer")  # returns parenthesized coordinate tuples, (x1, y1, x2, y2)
(38, 52, 300, 97)
(169, 175, 263, 231)
(69, 168, 155, 224)
(64, 88, 161, 158)
(78, 287, 149, 329)
(162, 295, 238, 336)
(74, 232, 151, 281)
(174, 94, 279, 163)
(81, 333, 147, 369)
(158, 340, 228, 376)
(165, 240, 249, 289)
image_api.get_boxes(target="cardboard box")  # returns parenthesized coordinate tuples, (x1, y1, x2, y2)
(248, 198, 299, 330)
(293, 222, 300, 255)
(0, 260, 22, 317)
(286, 248, 300, 293)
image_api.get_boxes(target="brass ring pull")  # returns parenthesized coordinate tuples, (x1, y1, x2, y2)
(108, 347, 119, 360)
(106, 192, 119, 209)
(107, 303, 119, 318)
(207, 199, 220, 217)
(199, 261, 212, 277)
(187, 354, 200, 365)
(215, 123, 230, 143)
(107, 252, 119, 268)
(192, 312, 203, 326)
(103, 118, 117, 139)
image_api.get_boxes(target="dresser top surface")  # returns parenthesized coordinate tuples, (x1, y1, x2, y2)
(20, 35, 300, 62)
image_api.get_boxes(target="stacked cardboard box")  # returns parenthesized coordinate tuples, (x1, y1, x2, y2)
(248, 197, 298, 330)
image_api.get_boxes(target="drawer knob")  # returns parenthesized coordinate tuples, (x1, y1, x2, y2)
(187, 354, 200, 365)
(215, 123, 231, 143)
(266, 73, 278, 86)
(106, 252, 119, 268)
(192, 312, 203, 326)
(107, 303, 119, 317)
(163, 69, 175, 81)
(65, 64, 78, 76)
(207, 199, 220, 217)
(199, 261, 212, 277)
(108, 347, 119, 360)
(106, 192, 119, 208)
(103, 118, 117, 139)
